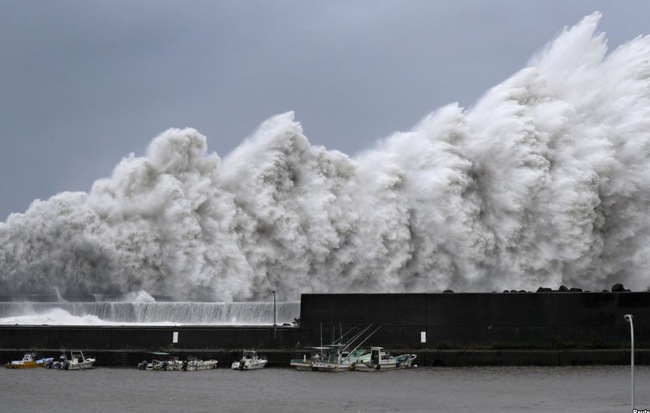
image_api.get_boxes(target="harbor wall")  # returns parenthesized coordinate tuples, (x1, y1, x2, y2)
(1, 292, 649, 366)
(0, 325, 298, 366)
(0, 325, 297, 351)
(298, 292, 650, 350)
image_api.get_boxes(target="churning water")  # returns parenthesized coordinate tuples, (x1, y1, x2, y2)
(1, 365, 647, 413)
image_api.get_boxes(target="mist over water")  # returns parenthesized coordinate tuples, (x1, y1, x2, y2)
(1, 13, 650, 301)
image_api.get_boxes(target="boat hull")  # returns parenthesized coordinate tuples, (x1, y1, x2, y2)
(231, 350, 267, 370)
(68, 360, 95, 370)
(310, 361, 353, 372)
(231, 360, 267, 370)
(186, 360, 218, 371)
(5, 361, 39, 369)
(289, 361, 312, 371)
(352, 350, 416, 372)
(5, 354, 53, 369)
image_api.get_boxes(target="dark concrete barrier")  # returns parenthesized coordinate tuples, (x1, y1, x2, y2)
(419, 349, 650, 366)
(0, 325, 298, 352)
(299, 292, 650, 349)
(2, 292, 648, 366)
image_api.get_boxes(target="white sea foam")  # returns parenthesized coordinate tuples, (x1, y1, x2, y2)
(1, 13, 649, 301)
(0, 308, 117, 326)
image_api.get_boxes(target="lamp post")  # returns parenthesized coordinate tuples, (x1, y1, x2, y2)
(272, 290, 276, 327)
(623, 314, 634, 412)
(272, 290, 277, 339)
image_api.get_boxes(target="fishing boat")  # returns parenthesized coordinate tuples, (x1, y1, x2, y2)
(138, 352, 182, 371)
(352, 347, 416, 371)
(144, 358, 183, 371)
(231, 350, 268, 370)
(47, 351, 96, 370)
(290, 325, 378, 372)
(46, 354, 68, 369)
(310, 345, 368, 372)
(5, 352, 53, 369)
(185, 356, 218, 371)
(137, 353, 216, 371)
(290, 349, 318, 371)
(68, 351, 95, 370)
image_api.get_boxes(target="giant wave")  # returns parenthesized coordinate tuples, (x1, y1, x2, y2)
(1, 13, 649, 301)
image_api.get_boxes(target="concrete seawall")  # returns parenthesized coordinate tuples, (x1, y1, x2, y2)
(1, 292, 648, 366)
(0, 325, 297, 351)
(298, 292, 649, 349)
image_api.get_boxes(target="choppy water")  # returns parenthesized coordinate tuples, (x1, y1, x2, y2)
(1, 365, 647, 413)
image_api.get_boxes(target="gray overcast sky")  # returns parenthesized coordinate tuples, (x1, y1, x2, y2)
(2, 1, 649, 220)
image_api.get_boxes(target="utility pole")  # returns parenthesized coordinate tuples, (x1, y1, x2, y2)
(272, 290, 277, 339)
(624, 314, 634, 412)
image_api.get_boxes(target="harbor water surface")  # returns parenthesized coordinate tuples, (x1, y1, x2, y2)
(1, 365, 648, 412)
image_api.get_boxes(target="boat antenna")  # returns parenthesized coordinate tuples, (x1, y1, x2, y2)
(340, 325, 373, 350)
(345, 325, 383, 360)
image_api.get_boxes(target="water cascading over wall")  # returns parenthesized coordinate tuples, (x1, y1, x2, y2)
(0, 301, 300, 325)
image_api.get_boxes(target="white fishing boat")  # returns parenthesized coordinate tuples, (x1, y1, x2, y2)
(290, 325, 378, 372)
(231, 350, 268, 370)
(5, 352, 53, 369)
(138, 352, 182, 371)
(48, 351, 96, 370)
(289, 349, 317, 371)
(137, 353, 216, 371)
(185, 356, 218, 371)
(309, 345, 370, 372)
(145, 358, 183, 371)
(352, 347, 416, 371)
(68, 351, 96, 370)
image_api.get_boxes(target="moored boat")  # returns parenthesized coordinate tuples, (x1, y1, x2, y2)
(143, 359, 183, 371)
(352, 347, 416, 371)
(137, 353, 217, 371)
(290, 325, 379, 372)
(69, 351, 96, 370)
(185, 356, 218, 371)
(138, 351, 175, 371)
(138, 352, 182, 371)
(310, 345, 368, 372)
(46, 351, 96, 370)
(5, 352, 53, 369)
(289, 350, 316, 371)
(231, 350, 267, 370)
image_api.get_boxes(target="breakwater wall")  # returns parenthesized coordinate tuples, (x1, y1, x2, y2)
(1, 292, 648, 366)
(0, 325, 297, 350)
(298, 292, 650, 350)
(0, 325, 297, 366)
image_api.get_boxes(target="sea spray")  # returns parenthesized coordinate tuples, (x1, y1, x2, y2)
(1, 12, 649, 300)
